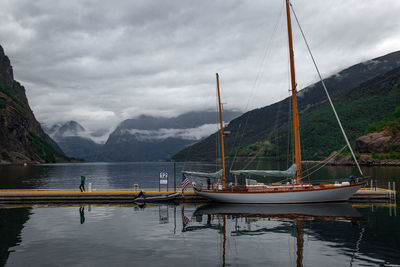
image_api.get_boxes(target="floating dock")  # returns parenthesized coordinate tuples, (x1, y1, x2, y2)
(0, 187, 396, 204)
(350, 187, 396, 202)
(0, 188, 201, 204)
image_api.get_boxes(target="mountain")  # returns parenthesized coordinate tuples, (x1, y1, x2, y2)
(0, 45, 68, 163)
(43, 121, 102, 160)
(96, 110, 242, 162)
(172, 51, 400, 162)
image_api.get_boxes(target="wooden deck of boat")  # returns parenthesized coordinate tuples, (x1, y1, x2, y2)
(0, 187, 395, 203)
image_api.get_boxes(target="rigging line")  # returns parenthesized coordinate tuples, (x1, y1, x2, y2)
(242, 95, 285, 171)
(250, 96, 285, 171)
(290, 3, 363, 176)
(229, 1, 285, 170)
(305, 146, 345, 173)
(304, 144, 346, 172)
(301, 145, 347, 179)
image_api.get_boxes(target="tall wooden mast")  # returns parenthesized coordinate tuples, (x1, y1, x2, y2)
(216, 73, 226, 188)
(286, 0, 302, 183)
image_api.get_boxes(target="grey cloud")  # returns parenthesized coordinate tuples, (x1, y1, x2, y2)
(0, 0, 399, 134)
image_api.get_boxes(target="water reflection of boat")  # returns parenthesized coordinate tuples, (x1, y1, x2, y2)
(193, 202, 362, 267)
(194, 202, 362, 221)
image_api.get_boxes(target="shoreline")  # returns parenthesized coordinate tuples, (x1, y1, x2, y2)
(1, 158, 399, 167)
(304, 154, 400, 167)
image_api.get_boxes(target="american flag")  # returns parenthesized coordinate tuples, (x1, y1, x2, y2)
(181, 174, 190, 196)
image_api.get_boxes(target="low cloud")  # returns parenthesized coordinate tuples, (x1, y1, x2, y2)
(123, 123, 219, 142)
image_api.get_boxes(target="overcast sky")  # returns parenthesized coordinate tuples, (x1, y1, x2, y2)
(1, 0, 399, 137)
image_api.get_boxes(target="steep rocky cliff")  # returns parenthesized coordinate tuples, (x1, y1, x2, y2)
(0, 45, 68, 163)
(324, 107, 400, 166)
(355, 129, 400, 153)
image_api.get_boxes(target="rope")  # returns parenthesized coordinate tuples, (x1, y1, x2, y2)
(290, 3, 363, 176)
(270, 145, 347, 184)
(300, 145, 347, 180)
(229, 1, 285, 170)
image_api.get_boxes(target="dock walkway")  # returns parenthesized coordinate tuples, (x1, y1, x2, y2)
(0, 188, 198, 203)
(0, 187, 395, 204)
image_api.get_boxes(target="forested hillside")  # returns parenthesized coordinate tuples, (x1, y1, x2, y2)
(173, 51, 400, 162)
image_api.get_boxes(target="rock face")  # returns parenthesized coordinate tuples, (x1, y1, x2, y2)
(355, 129, 400, 153)
(0, 45, 67, 163)
(43, 121, 102, 160)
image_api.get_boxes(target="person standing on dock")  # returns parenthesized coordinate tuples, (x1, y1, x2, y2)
(79, 175, 86, 192)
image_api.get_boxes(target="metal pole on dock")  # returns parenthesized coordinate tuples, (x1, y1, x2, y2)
(370, 180, 373, 189)
(174, 161, 176, 193)
(389, 182, 392, 200)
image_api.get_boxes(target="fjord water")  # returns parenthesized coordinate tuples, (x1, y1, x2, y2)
(0, 161, 399, 189)
(0, 162, 399, 266)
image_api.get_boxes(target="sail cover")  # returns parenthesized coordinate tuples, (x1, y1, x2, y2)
(230, 164, 297, 177)
(182, 169, 223, 179)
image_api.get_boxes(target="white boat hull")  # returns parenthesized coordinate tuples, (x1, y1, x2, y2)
(195, 184, 363, 204)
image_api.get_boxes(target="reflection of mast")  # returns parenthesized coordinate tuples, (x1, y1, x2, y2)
(296, 219, 304, 267)
(216, 73, 226, 188)
(222, 215, 226, 267)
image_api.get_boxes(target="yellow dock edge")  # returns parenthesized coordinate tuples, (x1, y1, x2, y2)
(357, 188, 396, 194)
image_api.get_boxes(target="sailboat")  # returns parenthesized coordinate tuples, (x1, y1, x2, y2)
(183, 0, 365, 204)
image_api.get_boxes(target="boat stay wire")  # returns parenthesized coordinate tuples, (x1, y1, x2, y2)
(228, 2, 285, 170)
(300, 145, 347, 181)
(290, 3, 363, 176)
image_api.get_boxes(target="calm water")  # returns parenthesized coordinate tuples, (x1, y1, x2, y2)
(0, 161, 399, 189)
(0, 203, 399, 266)
(0, 162, 399, 266)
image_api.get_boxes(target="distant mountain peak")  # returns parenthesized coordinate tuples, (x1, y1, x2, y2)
(44, 120, 87, 140)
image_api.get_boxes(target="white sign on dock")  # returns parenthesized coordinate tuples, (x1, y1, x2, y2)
(159, 171, 169, 189)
